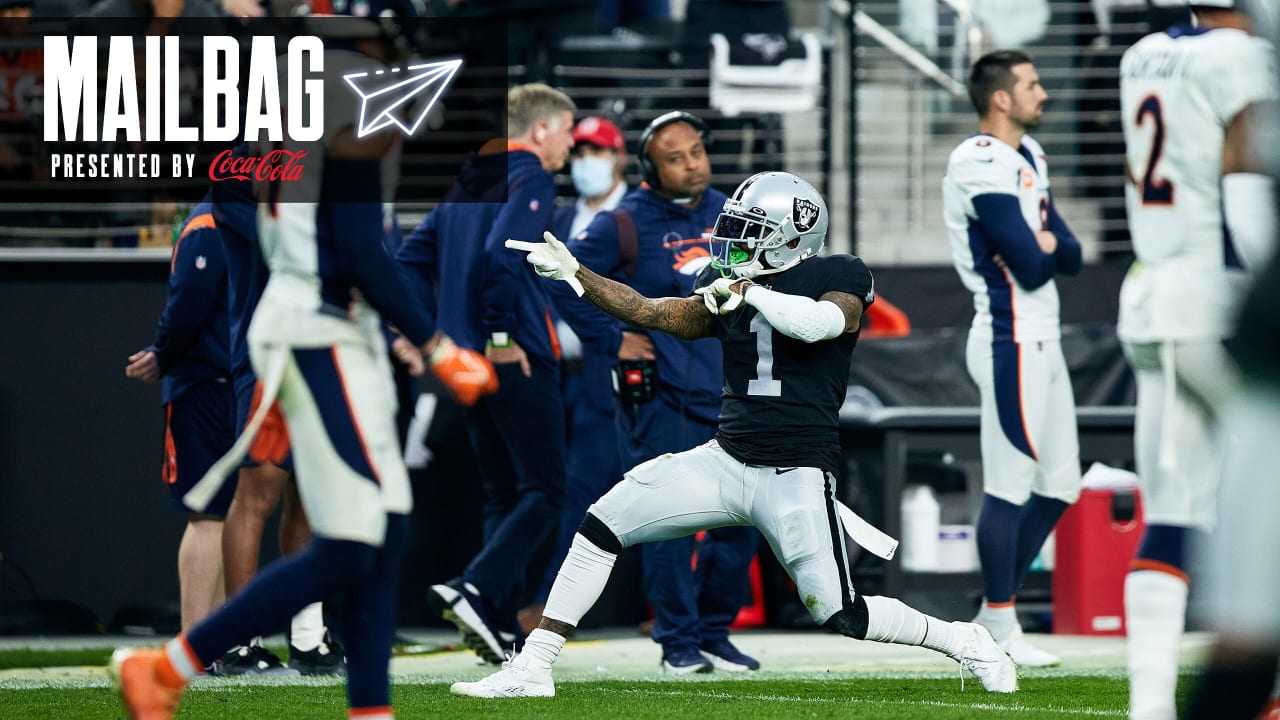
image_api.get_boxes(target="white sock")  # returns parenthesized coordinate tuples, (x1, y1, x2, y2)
(541, 533, 617, 630)
(164, 636, 204, 682)
(922, 617, 963, 657)
(291, 602, 325, 652)
(863, 595, 961, 656)
(1126, 570, 1188, 720)
(974, 602, 1020, 642)
(863, 596, 926, 644)
(518, 628, 567, 671)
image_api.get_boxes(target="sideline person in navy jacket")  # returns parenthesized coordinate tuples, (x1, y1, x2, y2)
(523, 117, 632, 624)
(399, 83, 578, 664)
(126, 197, 237, 635)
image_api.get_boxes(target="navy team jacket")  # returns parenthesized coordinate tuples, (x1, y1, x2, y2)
(398, 144, 563, 367)
(151, 199, 231, 405)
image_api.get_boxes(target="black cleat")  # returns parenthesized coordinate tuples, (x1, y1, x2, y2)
(427, 578, 506, 665)
(210, 644, 299, 677)
(289, 633, 346, 676)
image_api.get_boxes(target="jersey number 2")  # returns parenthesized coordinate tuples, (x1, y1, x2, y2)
(1136, 95, 1174, 206)
(747, 314, 782, 397)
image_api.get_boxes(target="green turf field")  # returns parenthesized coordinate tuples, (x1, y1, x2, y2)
(4, 675, 1180, 720)
(0, 635, 1202, 718)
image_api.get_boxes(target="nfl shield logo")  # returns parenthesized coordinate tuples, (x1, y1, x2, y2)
(793, 197, 820, 232)
(195, 255, 207, 270)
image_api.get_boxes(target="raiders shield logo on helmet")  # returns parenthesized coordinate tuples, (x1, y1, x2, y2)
(793, 197, 820, 232)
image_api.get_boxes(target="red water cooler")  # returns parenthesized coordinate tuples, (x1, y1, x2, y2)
(1053, 487, 1145, 635)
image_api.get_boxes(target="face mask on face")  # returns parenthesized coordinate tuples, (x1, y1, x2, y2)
(571, 155, 615, 197)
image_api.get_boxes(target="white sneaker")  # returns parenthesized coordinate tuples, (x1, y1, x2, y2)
(949, 622, 1018, 693)
(450, 656, 555, 699)
(972, 605, 1061, 668)
(997, 626, 1060, 668)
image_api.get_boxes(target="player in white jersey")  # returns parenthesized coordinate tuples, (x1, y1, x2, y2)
(1122, 0, 1279, 713)
(1187, 7, 1280, 714)
(111, 9, 496, 720)
(1118, 2, 1278, 718)
(942, 50, 1084, 668)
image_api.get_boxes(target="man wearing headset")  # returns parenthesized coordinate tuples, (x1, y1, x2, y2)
(550, 111, 761, 673)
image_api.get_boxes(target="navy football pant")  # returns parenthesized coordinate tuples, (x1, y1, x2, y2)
(464, 358, 567, 628)
(187, 514, 408, 709)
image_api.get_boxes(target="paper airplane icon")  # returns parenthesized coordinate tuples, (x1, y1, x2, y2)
(344, 58, 463, 139)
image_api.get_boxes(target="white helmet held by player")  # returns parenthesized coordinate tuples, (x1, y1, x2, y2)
(711, 171, 828, 279)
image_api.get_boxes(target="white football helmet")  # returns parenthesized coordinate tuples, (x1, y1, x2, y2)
(710, 171, 828, 279)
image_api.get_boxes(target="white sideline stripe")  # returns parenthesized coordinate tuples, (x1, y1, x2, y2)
(616, 687, 1127, 717)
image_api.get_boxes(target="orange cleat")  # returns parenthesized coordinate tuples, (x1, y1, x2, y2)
(111, 648, 184, 720)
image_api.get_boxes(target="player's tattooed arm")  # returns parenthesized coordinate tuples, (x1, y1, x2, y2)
(820, 290, 864, 334)
(577, 265, 714, 340)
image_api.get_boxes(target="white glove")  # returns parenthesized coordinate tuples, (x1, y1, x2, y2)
(505, 231, 584, 296)
(694, 276, 750, 315)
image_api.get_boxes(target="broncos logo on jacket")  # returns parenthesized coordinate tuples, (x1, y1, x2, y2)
(672, 245, 713, 276)
(668, 229, 715, 276)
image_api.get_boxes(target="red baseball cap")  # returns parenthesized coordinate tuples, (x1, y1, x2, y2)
(572, 117, 625, 152)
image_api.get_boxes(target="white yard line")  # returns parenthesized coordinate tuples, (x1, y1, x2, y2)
(616, 687, 1127, 717)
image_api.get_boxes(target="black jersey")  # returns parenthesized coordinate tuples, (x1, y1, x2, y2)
(694, 255, 875, 474)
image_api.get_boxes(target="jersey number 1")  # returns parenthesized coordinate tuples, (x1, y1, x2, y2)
(748, 313, 783, 397)
(1136, 95, 1174, 206)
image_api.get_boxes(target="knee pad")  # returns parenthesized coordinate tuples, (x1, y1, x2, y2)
(821, 594, 869, 640)
(775, 507, 822, 568)
(578, 512, 622, 555)
(307, 537, 378, 589)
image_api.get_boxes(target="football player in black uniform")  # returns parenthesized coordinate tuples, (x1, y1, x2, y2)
(454, 172, 1018, 699)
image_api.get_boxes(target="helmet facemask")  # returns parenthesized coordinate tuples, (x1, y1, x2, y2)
(711, 202, 777, 278)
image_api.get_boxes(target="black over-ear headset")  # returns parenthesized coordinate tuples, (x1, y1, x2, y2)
(637, 111, 713, 190)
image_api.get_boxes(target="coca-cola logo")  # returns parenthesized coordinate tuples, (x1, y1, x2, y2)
(208, 148, 308, 183)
